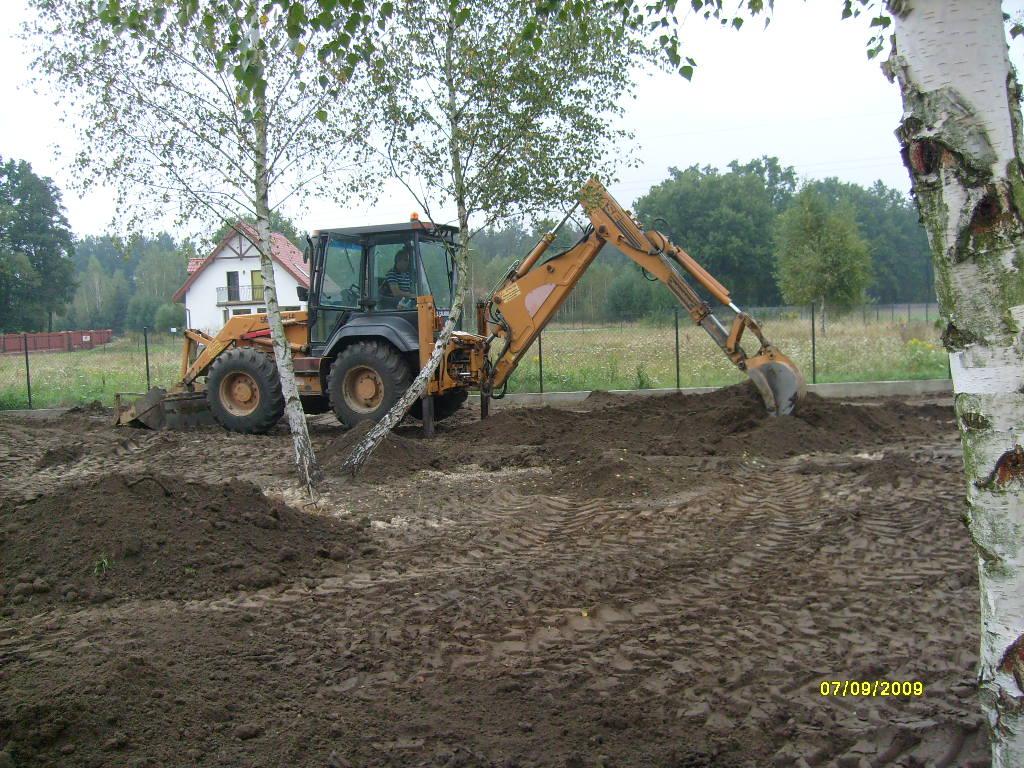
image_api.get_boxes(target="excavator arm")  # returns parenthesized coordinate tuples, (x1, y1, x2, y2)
(477, 178, 805, 415)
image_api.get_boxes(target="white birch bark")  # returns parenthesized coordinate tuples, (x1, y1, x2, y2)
(341, 10, 470, 475)
(253, 31, 323, 495)
(887, 2, 1024, 762)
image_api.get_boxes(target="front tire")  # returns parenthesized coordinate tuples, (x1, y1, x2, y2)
(328, 341, 412, 428)
(206, 348, 284, 434)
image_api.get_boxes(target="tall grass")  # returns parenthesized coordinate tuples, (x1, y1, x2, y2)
(0, 333, 182, 409)
(503, 315, 948, 394)
(0, 315, 949, 409)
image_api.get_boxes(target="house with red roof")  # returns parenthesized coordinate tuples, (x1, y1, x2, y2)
(173, 222, 309, 333)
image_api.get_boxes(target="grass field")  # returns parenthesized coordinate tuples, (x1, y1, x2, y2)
(502, 315, 949, 393)
(0, 334, 182, 410)
(0, 315, 949, 410)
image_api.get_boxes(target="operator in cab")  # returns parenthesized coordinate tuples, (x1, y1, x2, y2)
(384, 246, 416, 308)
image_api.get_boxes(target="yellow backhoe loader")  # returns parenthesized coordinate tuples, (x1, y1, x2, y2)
(115, 179, 804, 432)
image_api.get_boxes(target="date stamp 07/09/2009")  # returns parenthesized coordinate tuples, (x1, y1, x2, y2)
(819, 680, 925, 697)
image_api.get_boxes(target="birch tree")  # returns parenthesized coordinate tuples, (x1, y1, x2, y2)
(340, 0, 651, 474)
(28, 1, 373, 493)
(882, 2, 1024, 762)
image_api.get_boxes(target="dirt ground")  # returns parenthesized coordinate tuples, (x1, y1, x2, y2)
(0, 384, 988, 767)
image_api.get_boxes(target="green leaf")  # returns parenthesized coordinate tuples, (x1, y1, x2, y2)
(681, 64, 693, 80)
(315, 109, 328, 123)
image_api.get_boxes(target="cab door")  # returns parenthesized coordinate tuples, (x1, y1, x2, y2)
(310, 233, 364, 353)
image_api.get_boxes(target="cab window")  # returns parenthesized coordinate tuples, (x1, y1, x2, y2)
(372, 240, 417, 310)
(320, 236, 362, 308)
(418, 238, 455, 311)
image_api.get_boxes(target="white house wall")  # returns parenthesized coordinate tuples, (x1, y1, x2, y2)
(184, 238, 307, 334)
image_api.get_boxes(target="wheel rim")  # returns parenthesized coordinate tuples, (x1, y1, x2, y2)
(219, 371, 261, 417)
(343, 365, 385, 413)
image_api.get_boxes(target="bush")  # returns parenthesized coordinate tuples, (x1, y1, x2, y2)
(153, 303, 186, 333)
(126, 294, 163, 331)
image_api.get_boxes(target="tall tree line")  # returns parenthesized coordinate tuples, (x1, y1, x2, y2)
(468, 157, 934, 321)
(63, 233, 192, 333)
(0, 156, 75, 332)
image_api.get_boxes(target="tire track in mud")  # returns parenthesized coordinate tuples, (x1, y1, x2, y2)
(299, 446, 983, 766)
(0, 399, 987, 767)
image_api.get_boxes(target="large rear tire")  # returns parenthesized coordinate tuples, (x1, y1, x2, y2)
(411, 389, 469, 422)
(206, 348, 284, 434)
(328, 341, 412, 428)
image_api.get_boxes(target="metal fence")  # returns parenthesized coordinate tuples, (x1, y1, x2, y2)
(0, 303, 947, 411)
(501, 302, 947, 395)
(0, 328, 180, 411)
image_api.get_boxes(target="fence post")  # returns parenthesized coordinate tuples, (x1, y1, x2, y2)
(925, 303, 929, 323)
(891, 304, 895, 322)
(143, 326, 151, 390)
(674, 308, 681, 390)
(810, 303, 817, 385)
(907, 303, 911, 323)
(537, 332, 543, 395)
(22, 333, 32, 409)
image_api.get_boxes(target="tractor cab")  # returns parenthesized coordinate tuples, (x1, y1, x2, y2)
(300, 219, 469, 427)
(305, 220, 459, 356)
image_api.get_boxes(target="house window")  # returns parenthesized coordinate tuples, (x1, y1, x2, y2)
(223, 309, 229, 324)
(226, 271, 240, 301)
(232, 308, 251, 316)
(280, 305, 300, 311)
(256, 306, 266, 313)
(251, 269, 264, 301)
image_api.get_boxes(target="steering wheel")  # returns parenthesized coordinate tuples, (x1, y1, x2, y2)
(341, 284, 360, 306)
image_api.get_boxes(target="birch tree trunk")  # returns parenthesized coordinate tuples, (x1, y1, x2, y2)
(887, 2, 1024, 762)
(253, 38, 323, 495)
(341, 10, 470, 476)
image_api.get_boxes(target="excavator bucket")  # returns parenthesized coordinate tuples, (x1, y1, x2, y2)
(114, 389, 215, 430)
(744, 348, 806, 417)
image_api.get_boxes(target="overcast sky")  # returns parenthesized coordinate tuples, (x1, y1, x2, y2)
(2, 0, 1023, 241)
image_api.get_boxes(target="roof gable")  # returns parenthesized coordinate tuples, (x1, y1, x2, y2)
(173, 222, 309, 302)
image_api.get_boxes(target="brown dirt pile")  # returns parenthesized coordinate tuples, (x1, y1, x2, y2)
(320, 419, 438, 481)
(454, 382, 953, 464)
(0, 474, 370, 616)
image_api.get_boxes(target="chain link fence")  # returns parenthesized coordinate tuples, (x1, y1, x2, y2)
(501, 302, 947, 395)
(0, 303, 946, 410)
(0, 330, 182, 411)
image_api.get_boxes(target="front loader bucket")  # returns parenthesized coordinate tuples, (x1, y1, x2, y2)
(745, 348, 806, 417)
(114, 388, 215, 430)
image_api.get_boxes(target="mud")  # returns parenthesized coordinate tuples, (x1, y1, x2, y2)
(0, 387, 988, 767)
(1, 475, 370, 617)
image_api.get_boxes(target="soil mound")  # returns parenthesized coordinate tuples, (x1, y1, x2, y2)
(64, 399, 107, 416)
(454, 383, 951, 464)
(320, 420, 438, 481)
(0, 474, 370, 616)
